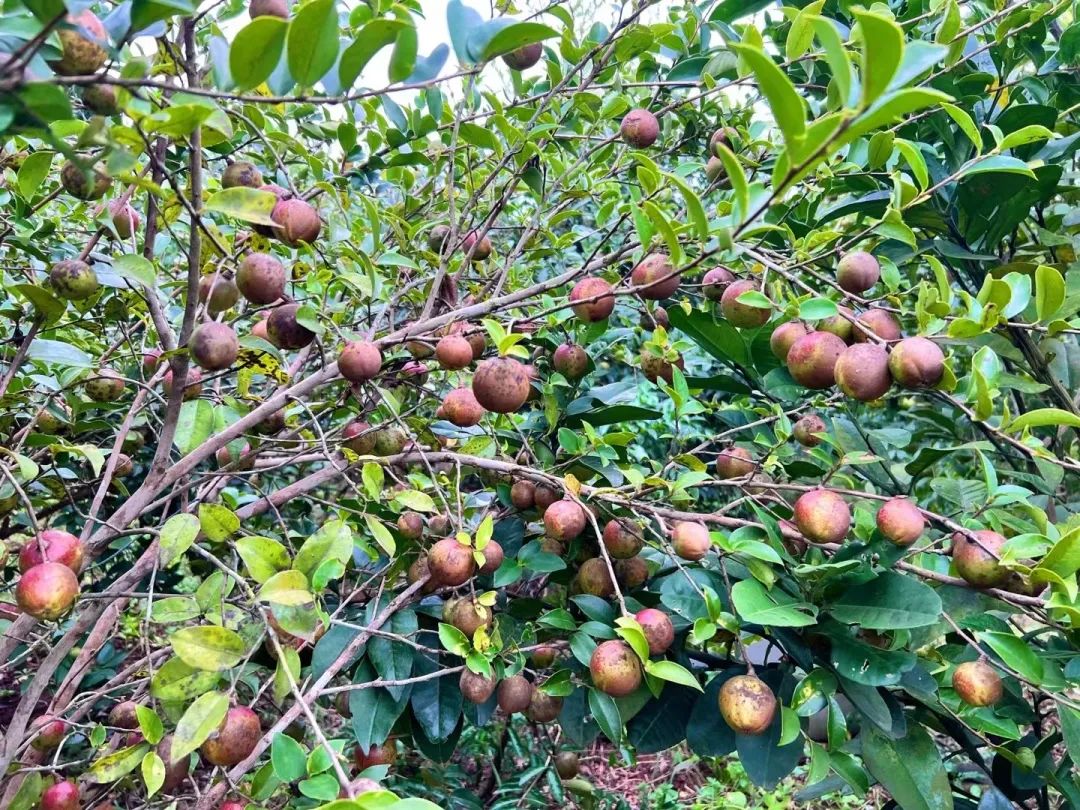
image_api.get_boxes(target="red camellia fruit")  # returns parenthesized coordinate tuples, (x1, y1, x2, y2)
(40, 779, 80, 810)
(236, 253, 286, 304)
(16, 562, 80, 620)
(589, 640, 643, 697)
(472, 356, 531, 413)
(793, 489, 851, 544)
(201, 706, 261, 767)
(635, 608, 675, 655)
(543, 499, 587, 542)
(339, 340, 382, 382)
(569, 276, 615, 322)
(620, 109, 660, 148)
(786, 331, 847, 389)
(270, 198, 321, 246)
(19, 529, 84, 572)
(672, 521, 710, 560)
(502, 42, 543, 70)
(631, 253, 680, 299)
(876, 497, 925, 546)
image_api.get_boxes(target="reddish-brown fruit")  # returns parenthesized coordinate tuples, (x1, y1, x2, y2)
(353, 741, 397, 770)
(19, 529, 83, 572)
(553, 343, 589, 380)
(770, 321, 808, 362)
(271, 198, 321, 246)
(436, 335, 474, 370)
(236, 253, 286, 304)
(554, 751, 580, 779)
(251, 317, 270, 341)
(216, 441, 253, 470)
(721, 280, 770, 328)
(672, 521, 710, 561)
(439, 387, 487, 427)
(426, 224, 451, 254)
(602, 519, 643, 559)
(61, 160, 111, 200)
(249, 0, 288, 18)
(837, 251, 880, 293)
(853, 309, 902, 343)
(705, 157, 725, 182)
(220, 801, 247, 810)
(715, 446, 755, 479)
(620, 109, 660, 148)
(198, 274, 240, 313)
(480, 540, 504, 574)
(107, 199, 140, 239)
(544, 499, 587, 542)
(201, 706, 261, 767)
(40, 779, 80, 810)
(158, 734, 191, 791)
(407, 556, 437, 594)
(616, 556, 649, 589)
(339, 340, 382, 382)
(952, 660, 1003, 707)
(719, 675, 777, 735)
(108, 701, 140, 729)
(502, 42, 543, 70)
(450, 599, 492, 638)
(30, 715, 67, 750)
(525, 689, 563, 722)
(577, 558, 615, 598)
(190, 322, 239, 371)
(342, 421, 375, 454)
(631, 253, 680, 299)
(162, 367, 203, 400)
(569, 276, 616, 322)
(819, 307, 855, 342)
(472, 356, 531, 413)
(792, 414, 827, 447)
(51, 10, 108, 75)
(267, 303, 315, 350)
(702, 267, 735, 300)
(793, 489, 851, 544)
(635, 608, 675, 655)
(876, 497, 925, 546)
(531, 645, 558, 668)
(642, 306, 670, 330)
(786, 331, 846, 389)
(889, 337, 945, 389)
(81, 83, 118, 115)
(373, 425, 409, 456)
(462, 230, 492, 261)
(834, 343, 892, 402)
(951, 530, 1008, 587)
(110, 452, 134, 477)
(534, 484, 561, 513)
(709, 126, 737, 155)
(640, 347, 684, 385)
(497, 675, 534, 714)
(49, 259, 99, 300)
(256, 408, 286, 435)
(397, 511, 423, 540)
(16, 562, 79, 620)
(589, 640, 642, 697)
(460, 668, 498, 704)
(222, 161, 264, 188)
(428, 537, 476, 586)
(510, 479, 536, 510)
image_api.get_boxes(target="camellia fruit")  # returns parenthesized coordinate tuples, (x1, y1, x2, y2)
(497, 674, 534, 714)
(85, 368, 125, 402)
(576, 558, 615, 598)
(480, 540, 504, 574)
(889, 337, 945, 389)
(249, 0, 288, 18)
(353, 741, 397, 770)
(189, 322, 239, 371)
(720, 279, 770, 328)
(39, 779, 80, 810)
(50, 10, 108, 75)
(428, 537, 475, 586)
(82, 83, 118, 115)
(602, 518, 644, 559)
(472, 356, 531, 413)
(834, 343, 892, 402)
(569, 276, 615, 322)
(715, 446, 754, 479)
(236, 253, 286, 304)
(853, 309, 902, 343)
(553, 343, 589, 380)
(876, 497, 925, 546)
(951, 529, 1007, 587)
(107, 199, 141, 239)
(620, 109, 660, 148)
(702, 266, 735, 300)
(396, 511, 423, 540)
(793, 489, 851, 544)
(461, 230, 493, 261)
(543, 499, 587, 542)
(502, 42, 542, 70)
(525, 689, 563, 723)
(49, 259, 99, 300)
(510, 479, 536, 510)
(449, 599, 492, 638)
(435, 334, 474, 370)
(222, 160, 264, 188)
(60, 160, 111, 200)
(672, 521, 710, 561)
(952, 660, 1003, 707)
(615, 556, 649, 589)
(635, 608, 675, 655)
(792, 413, 827, 447)
(201, 706, 261, 767)
(267, 303, 315, 350)
(589, 640, 642, 697)
(19, 529, 84, 572)
(16, 562, 80, 620)
(460, 668, 498, 704)
(554, 751, 579, 779)
(836, 251, 880, 294)
(198, 274, 240, 314)
(339, 340, 382, 382)
(770, 321, 808, 362)
(30, 715, 67, 751)
(786, 331, 846, 389)
(162, 367, 203, 400)
(719, 674, 777, 735)
(631, 253, 680, 299)
(270, 198, 321, 246)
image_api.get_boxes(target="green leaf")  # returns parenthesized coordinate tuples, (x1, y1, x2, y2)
(272, 733, 308, 782)
(732, 579, 817, 627)
(958, 155, 1036, 180)
(26, 339, 93, 368)
(204, 187, 278, 226)
(999, 125, 1054, 151)
(173, 400, 217, 454)
(259, 569, 313, 605)
(855, 11, 904, 106)
(662, 171, 708, 240)
(645, 660, 703, 691)
(273, 646, 301, 705)
(895, 138, 929, 189)
(231, 16, 289, 91)
(159, 513, 200, 567)
(170, 691, 228, 763)
(150, 657, 221, 703)
(339, 20, 407, 88)
(287, 0, 339, 86)
(169, 626, 248, 671)
(112, 254, 155, 287)
(369, 609, 418, 701)
(438, 622, 470, 656)
(141, 751, 165, 798)
(365, 514, 396, 557)
(410, 653, 463, 743)
(393, 489, 436, 512)
(479, 21, 558, 61)
(862, 723, 954, 810)
(978, 631, 1043, 682)
(199, 503, 239, 542)
(713, 141, 749, 219)
(798, 298, 838, 320)
(941, 103, 982, 151)
(1034, 264, 1065, 322)
(389, 25, 418, 83)
(85, 743, 150, 783)
(829, 571, 941, 629)
(135, 705, 164, 744)
(236, 536, 292, 584)
(295, 519, 353, 580)
(1005, 408, 1080, 433)
(350, 660, 410, 750)
(17, 151, 53, 200)
(812, 17, 852, 106)
(786, 1, 824, 60)
(731, 44, 805, 144)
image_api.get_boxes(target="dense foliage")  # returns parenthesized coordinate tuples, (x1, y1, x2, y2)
(1, 0, 1079, 808)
